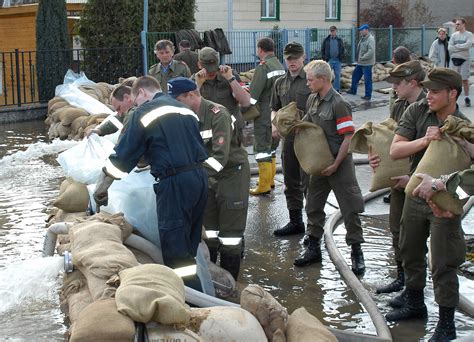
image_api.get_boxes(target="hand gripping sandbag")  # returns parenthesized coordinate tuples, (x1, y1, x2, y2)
(293, 121, 334, 175)
(349, 118, 410, 191)
(272, 102, 303, 137)
(405, 133, 471, 215)
(57, 133, 115, 184)
(241, 104, 260, 121)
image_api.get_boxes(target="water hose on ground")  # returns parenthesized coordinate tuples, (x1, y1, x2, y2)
(42, 222, 71, 257)
(124, 234, 164, 264)
(324, 188, 393, 341)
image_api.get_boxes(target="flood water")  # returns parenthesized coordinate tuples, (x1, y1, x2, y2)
(0, 119, 472, 341)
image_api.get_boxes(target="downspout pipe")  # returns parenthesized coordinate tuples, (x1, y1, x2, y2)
(42, 222, 71, 257)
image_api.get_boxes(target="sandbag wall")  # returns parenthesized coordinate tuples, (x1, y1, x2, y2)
(45, 82, 115, 141)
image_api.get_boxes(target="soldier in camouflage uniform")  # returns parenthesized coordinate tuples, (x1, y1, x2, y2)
(192, 47, 251, 145)
(248, 37, 285, 195)
(149, 39, 191, 94)
(169, 77, 250, 280)
(271, 42, 311, 237)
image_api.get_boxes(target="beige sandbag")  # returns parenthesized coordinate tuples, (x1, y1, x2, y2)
(240, 284, 288, 341)
(190, 307, 267, 342)
(286, 307, 337, 342)
(57, 123, 72, 140)
(70, 221, 139, 300)
(294, 121, 334, 175)
(48, 122, 60, 139)
(70, 298, 135, 342)
(60, 271, 93, 325)
(147, 323, 202, 341)
(86, 113, 109, 127)
(50, 100, 68, 114)
(116, 264, 190, 325)
(53, 180, 89, 213)
(48, 96, 65, 113)
(70, 116, 90, 133)
(57, 107, 89, 126)
(273, 102, 303, 137)
(349, 118, 410, 191)
(442, 115, 474, 142)
(405, 133, 471, 215)
(59, 177, 74, 195)
(75, 212, 133, 241)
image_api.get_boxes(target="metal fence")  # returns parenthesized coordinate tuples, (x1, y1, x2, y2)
(146, 26, 438, 73)
(1, 46, 142, 108)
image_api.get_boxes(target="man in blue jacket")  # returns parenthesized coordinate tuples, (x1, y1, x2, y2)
(93, 76, 208, 292)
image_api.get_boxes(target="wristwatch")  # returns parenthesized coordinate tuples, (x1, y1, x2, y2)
(227, 76, 236, 83)
(431, 178, 439, 192)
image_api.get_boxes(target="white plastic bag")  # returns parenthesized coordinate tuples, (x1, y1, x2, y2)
(57, 134, 115, 184)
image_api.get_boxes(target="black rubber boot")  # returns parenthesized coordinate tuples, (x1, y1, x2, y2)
(389, 289, 409, 308)
(428, 306, 456, 341)
(351, 243, 365, 275)
(294, 236, 322, 267)
(208, 246, 218, 263)
(385, 289, 428, 321)
(376, 262, 405, 294)
(220, 253, 241, 280)
(274, 209, 305, 236)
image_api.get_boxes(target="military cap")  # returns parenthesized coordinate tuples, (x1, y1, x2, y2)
(385, 60, 424, 83)
(358, 24, 369, 31)
(284, 42, 304, 59)
(421, 68, 462, 89)
(167, 77, 197, 98)
(198, 47, 219, 72)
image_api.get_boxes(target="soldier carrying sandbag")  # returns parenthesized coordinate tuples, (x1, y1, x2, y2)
(386, 68, 471, 341)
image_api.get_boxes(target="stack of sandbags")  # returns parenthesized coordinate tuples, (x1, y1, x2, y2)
(45, 97, 90, 140)
(341, 65, 355, 89)
(78, 82, 114, 106)
(372, 63, 391, 82)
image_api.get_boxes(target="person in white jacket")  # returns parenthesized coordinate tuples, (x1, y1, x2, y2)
(448, 18, 473, 107)
(429, 28, 450, 68)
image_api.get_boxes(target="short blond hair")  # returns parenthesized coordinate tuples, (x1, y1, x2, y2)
(304, 60, 332, 80)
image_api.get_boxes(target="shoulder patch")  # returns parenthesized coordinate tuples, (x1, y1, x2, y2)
(217, 136, 225, 145)
(211, 106, 221, 114)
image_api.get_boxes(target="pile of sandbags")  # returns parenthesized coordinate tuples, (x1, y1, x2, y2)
(340, 63, 393, 89)
(239, 69, 255, 83)
(45, 81, 118, 141)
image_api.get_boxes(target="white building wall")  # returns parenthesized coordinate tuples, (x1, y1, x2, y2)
(195, 0, 357, 31)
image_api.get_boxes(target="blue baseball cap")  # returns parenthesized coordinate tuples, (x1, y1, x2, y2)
(167, 77, 197, 98)
(358, 24, 369, 31)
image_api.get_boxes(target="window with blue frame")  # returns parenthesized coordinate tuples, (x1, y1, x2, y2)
(261, 0, 280, 21)
(326, 0, 341, 21)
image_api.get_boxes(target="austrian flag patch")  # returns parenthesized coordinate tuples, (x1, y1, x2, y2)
(217, 136, 225, 145)
(336, 116, 355, 134)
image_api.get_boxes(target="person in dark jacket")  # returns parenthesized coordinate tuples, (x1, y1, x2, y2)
(321, 26, 344, 92)
(174, 39, 200, 74)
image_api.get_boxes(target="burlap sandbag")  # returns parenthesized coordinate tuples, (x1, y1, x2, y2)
(349, 118, 410, 191)
(273, 102, 303, 137)
(57, 123, 72, 140)
(75, 212, 134, 241)
(293, 121, 334, 175)
(70, 298, 135, 342)
(60, 270, 93, 325)
(70, 116, 90, 133)
(57, 107, 89, 126)
(53, 180, 89, 213)
(48, 96, 66, 113)
(240, 284, 288, 341)
(442, 115, 474, 142)
(50, 100, 68, 114)
(70, 221, 139, 300)
(59, 177, 74, 195)
(86, 113, 109, 127)
(286, 307, 337, 342)
(405, 133, 471, 215)
(116, 264, 190, 325)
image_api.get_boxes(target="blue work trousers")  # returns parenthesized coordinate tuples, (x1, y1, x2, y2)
(350, 64, 372, 98)
(329, 58, 342, 92)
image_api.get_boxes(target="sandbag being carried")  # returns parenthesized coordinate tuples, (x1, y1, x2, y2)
(240, 284, 288, 341)
(349, 118, 410, 191)
(116, 264, 190, 325)
(272, 102, 303, 137)
(293, 121, 334, 175)
(405, 133, 471, 215)
(286, 307, 337, 342)
(70, 298, 135, 342)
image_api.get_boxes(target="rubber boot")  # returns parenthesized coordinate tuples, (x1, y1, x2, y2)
(389, 288, 408, 308)
(250, 162, 272, 195)
(294, 236, 322, 266)
(428, 306, 456, 341)
(351, 243, 365, 275)
(385, 289, 428, 321)
(220, 252, 241, 280)
(208, 246, 218, 263)
(376, 261, 405, 294)
(274, 209, 305, 236)
(270, 156, 276, 189)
